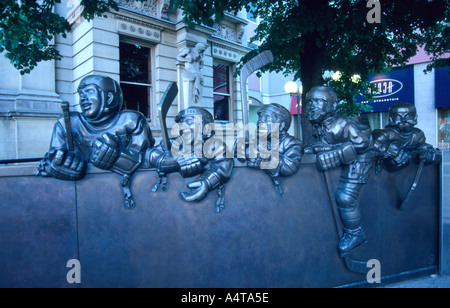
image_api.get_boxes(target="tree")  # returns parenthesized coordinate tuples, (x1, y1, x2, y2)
(0, 0, 121, 74)
(1, 0, 448, 115)
(174, 0, 449, 115)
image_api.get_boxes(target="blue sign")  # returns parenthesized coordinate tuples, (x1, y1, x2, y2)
(435, 66, 450, 108)
(357, 66, 415, 113)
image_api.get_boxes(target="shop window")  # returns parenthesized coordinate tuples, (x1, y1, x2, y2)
(119, 42, 152, 119)
(358, 112, 389, 131)
(213, 62, 231, 122)
(438, 108, 450, 150)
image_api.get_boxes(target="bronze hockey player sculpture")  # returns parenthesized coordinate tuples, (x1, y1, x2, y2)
(36, 75, 155, 209)
(373, 103, 441, 171)
(144, 106, 233, 212)
(304, 86, 376, 257)
(246, 103, 303, 195)
(372, 103, 441, 210)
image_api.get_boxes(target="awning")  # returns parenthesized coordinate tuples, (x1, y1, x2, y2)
(290, 94, 302, 115)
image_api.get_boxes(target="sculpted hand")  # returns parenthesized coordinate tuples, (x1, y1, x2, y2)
(317, 150, 342, 171)
(177, 157, 206, 178)
(392, 148, 411, 168)
(246, 157, 261, 169)
(90, 133, 120, 170)
(181, 179, 208, 202)
(50, 149, 86, 181)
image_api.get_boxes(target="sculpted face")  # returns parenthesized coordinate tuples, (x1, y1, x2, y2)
(305, 87, 337, 124)
(257, 109, 280, 138)
(306, 98, 326, 124)
(390, 106, 417, 132)
(78, 84, 103, 120)
(256, 104, 290, 139)
(178, 115, 204, 146)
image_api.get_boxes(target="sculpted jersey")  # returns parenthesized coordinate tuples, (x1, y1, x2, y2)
(311, 115, 372, 155)
(144, 138, 233, 189)
(261, 134, 303, 177)
(372, 125, 426, 155)
(50, 110, 155, 173)
(372, 125, 440, 168)
(310, 115, 375, 184)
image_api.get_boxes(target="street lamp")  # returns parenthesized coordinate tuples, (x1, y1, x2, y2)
(284, 81, 302, 141)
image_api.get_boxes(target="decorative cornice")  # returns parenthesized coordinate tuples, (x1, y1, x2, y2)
(223, 11, 249, 25)
(210, 41, 250, 63)
(115, 14, 165, 31)
(118, 0, 158, 17)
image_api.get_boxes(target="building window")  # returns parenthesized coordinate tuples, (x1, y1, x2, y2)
(358, 112, 389, 131)
(213, 62, 231, 122)
(438, 108, 450, 150)
(119, 42, 152, 119)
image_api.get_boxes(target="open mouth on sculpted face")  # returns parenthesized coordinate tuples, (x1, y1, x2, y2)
(81, 101, 92, 110)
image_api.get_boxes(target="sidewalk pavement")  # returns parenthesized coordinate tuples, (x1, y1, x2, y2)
(381, 274, 450, 288)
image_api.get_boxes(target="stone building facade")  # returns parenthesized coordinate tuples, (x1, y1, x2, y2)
(0, 0, 256, 159)
(0, 1, 444, 160)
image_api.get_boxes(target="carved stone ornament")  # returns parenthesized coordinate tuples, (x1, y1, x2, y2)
(176, 43, 208, 105)
(118, 0, 158, 17)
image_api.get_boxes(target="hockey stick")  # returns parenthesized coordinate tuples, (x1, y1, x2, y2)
(151, 82, 178, 192)
(158, 82, 179, 152)
(61, 101, 74, 152)
(322, 168, 369, 274)
(398, 160, 424, 211)
(240, 50, 274, 130)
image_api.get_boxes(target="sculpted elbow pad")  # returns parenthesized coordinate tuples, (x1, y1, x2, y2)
(113, 152, 142, 174)
(338, 143, 358, 165)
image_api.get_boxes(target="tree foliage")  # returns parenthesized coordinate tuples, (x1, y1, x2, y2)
(0, 0, 121, 74)
(175, 0, 449, 115)
(1, 0, 448, 115)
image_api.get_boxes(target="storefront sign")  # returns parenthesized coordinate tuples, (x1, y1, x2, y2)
(357, 66, 415, 113)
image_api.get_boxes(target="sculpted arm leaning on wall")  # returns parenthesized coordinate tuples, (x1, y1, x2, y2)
(372, 103, 441, 171)
(246, 103, 302, 195)
(143, 107, 234, 211)
(36, 75, 155, 208)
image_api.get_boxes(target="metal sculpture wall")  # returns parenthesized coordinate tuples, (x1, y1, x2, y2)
(35, 74, 441, 276)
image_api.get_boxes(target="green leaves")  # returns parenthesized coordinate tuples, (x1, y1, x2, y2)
(175, 0, 449, 115)
(0, 0, 70, 74)
(1, 0, 448, 98)
(80, 0, 119, 20)
(0, 0, 142, 74)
